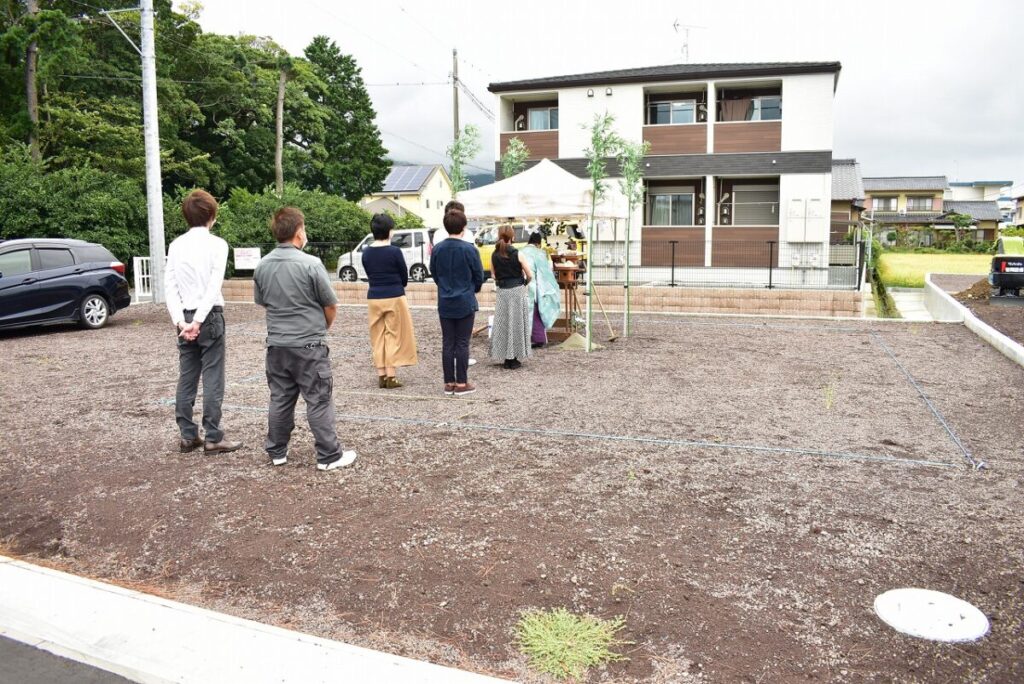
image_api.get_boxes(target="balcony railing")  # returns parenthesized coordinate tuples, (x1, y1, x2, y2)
(500, 130, 557, 161)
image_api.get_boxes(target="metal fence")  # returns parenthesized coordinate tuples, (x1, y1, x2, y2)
(226, 238, 864, 291)
(588, 240, 865, 290)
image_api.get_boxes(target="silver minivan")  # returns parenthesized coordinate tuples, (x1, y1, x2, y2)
(336, 228, 436, 282)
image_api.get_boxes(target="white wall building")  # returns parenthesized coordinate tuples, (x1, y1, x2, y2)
(489, 62, 845, 288)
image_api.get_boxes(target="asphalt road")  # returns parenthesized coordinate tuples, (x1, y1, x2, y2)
(0, 636, 135, 684)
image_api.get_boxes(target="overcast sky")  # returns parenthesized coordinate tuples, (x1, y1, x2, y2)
(187, 0, 1024, 197)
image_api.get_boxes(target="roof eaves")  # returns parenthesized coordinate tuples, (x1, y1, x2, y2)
(488, 61, 842, 93)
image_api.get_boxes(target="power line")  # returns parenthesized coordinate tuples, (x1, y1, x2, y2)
(456, 80, 494, 121)
(55, 73, 233, 85)
(365, 81, 449, 87)
(381, 130, 493, 173)
(302, 0, 445, 81)
(395, 3, 495, 80)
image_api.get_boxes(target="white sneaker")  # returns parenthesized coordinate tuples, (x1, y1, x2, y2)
(468, 358, 477, 366)
(317, 450, 357, 471)
(271, 456, 288, 466)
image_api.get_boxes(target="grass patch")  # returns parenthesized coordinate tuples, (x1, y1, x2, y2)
(516, 608, 630, 680)
(878, 252, 990, 288)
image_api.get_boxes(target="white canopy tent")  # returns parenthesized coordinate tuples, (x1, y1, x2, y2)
(457, 159, 627, 220)
(457, 159, 630, 353)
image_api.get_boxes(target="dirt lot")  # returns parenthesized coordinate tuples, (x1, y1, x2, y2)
(951, 276, 1024, 346)
(1, 304, 1022, 682)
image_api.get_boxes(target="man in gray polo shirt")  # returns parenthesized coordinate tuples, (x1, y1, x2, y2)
(253, 207, 357, 471)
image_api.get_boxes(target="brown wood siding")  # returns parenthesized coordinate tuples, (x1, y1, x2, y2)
(711, 227, 779, 267)
(642, 124, 707, 155)
(713, 121, 782, 153)
(640, 227, 705, 267)
(501, 131, 558, 160)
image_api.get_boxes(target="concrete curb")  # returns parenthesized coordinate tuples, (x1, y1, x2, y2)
(0, 556, 510, 684)
(223, 300, 920, 324)
(923, 273, 1024, 368)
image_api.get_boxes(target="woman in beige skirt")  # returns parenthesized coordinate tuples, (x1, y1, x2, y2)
(361, 214, 418, 388)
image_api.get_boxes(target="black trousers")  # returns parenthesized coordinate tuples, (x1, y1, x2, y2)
(264, 345, 342, 465)
(175, 309, 225, 442)
(439, 313, 475, 384)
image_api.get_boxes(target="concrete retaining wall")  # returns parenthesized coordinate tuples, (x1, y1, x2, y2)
(222, 280, 862, 317)
(923, 274, 965, 323)
(923, 273, 1024, 368)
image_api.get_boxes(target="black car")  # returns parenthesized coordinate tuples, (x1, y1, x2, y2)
(0, 238, 131, 331)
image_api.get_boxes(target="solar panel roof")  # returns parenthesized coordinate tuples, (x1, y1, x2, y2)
(381, 165, 435, 193)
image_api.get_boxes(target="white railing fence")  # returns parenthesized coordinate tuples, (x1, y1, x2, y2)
(133, 256, 166, 302)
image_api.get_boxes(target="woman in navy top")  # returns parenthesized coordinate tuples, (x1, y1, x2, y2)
(362, 214, 418, 388)
(429, 209, 484, 396)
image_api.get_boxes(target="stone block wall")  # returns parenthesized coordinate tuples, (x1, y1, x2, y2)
(222, 280, 862, 318)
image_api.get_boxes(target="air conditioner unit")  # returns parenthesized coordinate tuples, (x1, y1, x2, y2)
(898, 208, 907, 216)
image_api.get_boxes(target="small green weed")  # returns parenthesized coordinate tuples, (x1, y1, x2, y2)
(516, 608, 630, 680)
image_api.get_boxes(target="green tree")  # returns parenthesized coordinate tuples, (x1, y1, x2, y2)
(447, 123, 481, 194)
(582, 112, 623, 351)
(945, 212, 974, 244)
(302, 35, 389, 201)
(388, 210, 424, 230)
(0, 144, 147, 264)
(616, 138, 649, 336)
(501, 136, 529, 178)
(217, 183, 370, 247)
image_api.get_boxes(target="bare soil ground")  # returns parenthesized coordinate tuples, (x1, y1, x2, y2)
(1, 305, 1022, 683)
(950, 276, 1024, 347)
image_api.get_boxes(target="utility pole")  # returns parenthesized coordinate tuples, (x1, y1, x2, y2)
(25, 0, 40, 162)
(451, 48, 459, 140)
(140, 0, 166, 303)
(275, 68, 286, 196)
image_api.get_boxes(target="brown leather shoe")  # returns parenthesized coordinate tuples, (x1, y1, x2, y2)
(454, 382, 476, 396)
(444, 383, 456, 396)
(383, 376, 403, 389)
(179, 437, 203, 453)
(204, 439, 243, 454)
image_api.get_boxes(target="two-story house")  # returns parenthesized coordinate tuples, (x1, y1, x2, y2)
(863, 176, 1002, 243)
(488, 62, 842, 286)
(948, 181, 1014, 226)
(360, 164, 453, 227)
(830, 158, 865, 242)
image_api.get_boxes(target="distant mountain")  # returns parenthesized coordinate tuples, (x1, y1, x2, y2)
(467, 172, 495, 189)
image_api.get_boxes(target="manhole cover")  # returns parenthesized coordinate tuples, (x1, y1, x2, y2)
(874, 588, 989, 642)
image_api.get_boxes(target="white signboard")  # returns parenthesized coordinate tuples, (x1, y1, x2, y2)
(233, 248, 261, 270)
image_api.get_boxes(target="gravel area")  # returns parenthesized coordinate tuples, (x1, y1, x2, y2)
(1, 304, 1022, 682)
(930, 273, 985, 294)
(951, 277, 1024, 347)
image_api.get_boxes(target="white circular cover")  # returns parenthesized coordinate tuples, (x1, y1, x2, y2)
(874, 588, 989, 642)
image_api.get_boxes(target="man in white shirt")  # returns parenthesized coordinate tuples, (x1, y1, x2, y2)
(165, 189, 242, 455)
(432, 200, 475, 247)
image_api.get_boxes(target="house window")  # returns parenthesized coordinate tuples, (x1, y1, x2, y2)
(748, 96, 781, 121)
(647, 192, 695, 226)
(873, 197, 897, 211)
(528, 107, 558, 130)
(647, 100, 696, 125)
(732, 186, 780, 225)
(906, 197, 932, 211)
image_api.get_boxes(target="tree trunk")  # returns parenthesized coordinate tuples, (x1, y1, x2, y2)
(25, 0, 40, 162)
(275, 69, 286, 196)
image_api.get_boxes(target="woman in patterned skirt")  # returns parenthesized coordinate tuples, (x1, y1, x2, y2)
(489, 225, 534, 369)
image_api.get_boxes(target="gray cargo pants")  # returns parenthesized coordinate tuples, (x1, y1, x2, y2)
(265, 344, 342, 465)
(175, 308, 226, 443)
